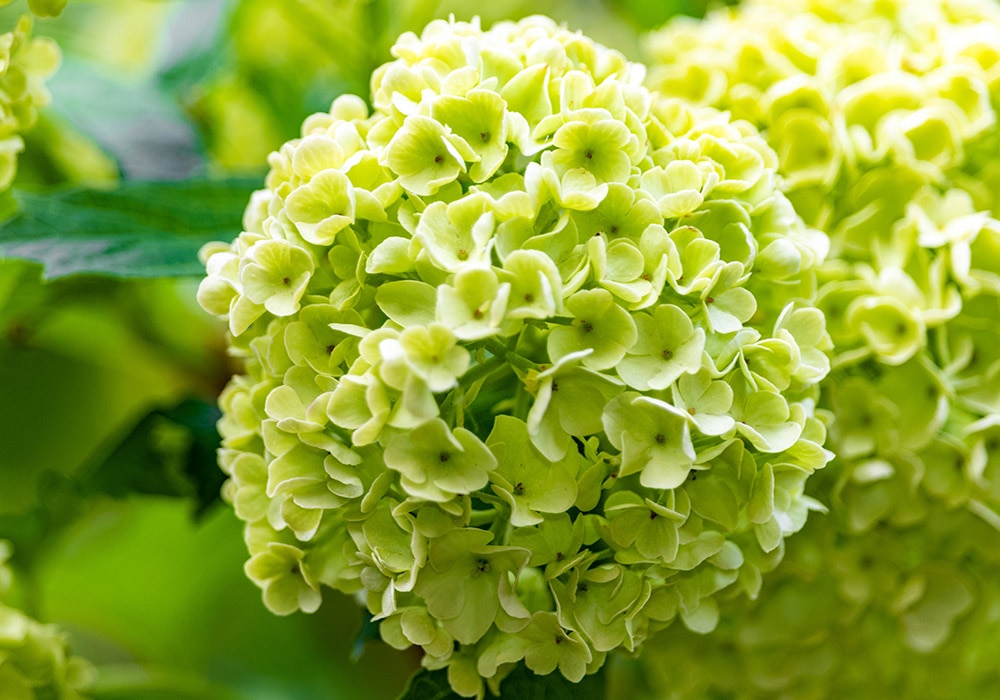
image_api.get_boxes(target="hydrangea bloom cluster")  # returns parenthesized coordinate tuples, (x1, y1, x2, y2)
(199, 16, 831, 694)
(0, 14, 59, 189)
(645, 0, 1000, 689)
(0, 542, 94, 699)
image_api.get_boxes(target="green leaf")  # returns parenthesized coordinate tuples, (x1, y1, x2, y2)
(0, 177, 259, 279)
(83, 398, 225, 517)
(398, 669, 462, 700)
(351, 609, 383, 662)
(496, 663, 607, 700)
(612, 0, 738, 28)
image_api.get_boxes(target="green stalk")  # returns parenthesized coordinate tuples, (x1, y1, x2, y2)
(482, 337, 539, 374)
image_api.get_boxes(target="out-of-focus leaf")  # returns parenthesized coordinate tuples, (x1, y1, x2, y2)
(351, 609, 383, 662)
(497, 664, 607, 700)
(399, 670, 462, 700)
(84, 398, 224, 517)
(0, 471, 85, 573)
(0, 177, 258, 279)
(610, 0, 738, 27)
(47, 57, 206, 180)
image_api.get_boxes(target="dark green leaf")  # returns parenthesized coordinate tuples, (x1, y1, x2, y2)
(398, 669, 462, 700)
(0, 177, 259, 279)
(496, 663, 607, 700)
(83, 398, 225, 517)
(351, 609, 384, 662)
(0, 471, 86, 572)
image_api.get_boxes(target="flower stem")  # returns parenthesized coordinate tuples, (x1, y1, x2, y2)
(483, 337, 539, 374)
(460, 355, 505, 387)
(469, 508, 498, 527)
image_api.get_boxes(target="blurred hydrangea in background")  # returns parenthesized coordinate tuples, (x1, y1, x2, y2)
(640, 0, 1000, 696)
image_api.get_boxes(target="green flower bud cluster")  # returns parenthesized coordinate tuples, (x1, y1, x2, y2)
(0, 542, 95, 699)
(199, 15, 832, 694)
(0, 14, 59, 189)
(644, 0, 1000, 688)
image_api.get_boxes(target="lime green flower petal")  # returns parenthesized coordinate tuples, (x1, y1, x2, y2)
(291, 134, 345, 180)
(240, 239, 315, 317)
(384, 419, 495, 501)
(618, 304, 705, 391)
(551, 119, 634, 185)
(603, 393, 696, 489)
(547, 288, 638, 370)
(520, 611, 592, 682)
(415, 195, 496, 272)
(672, 368, 736, 436)
(437, 267, 511, 340)
(605, 491, 682, 563)
(245, 542, 321, 615)
(640, 161, 708, 218)
(732, 384, 804, 454)
(229, 452, 270, 522)
(500, 249, 564, 320)
(383, 115, 471, 196)
(587, 234, 654, 304)
(380, 323, 470, 394)
(284, 304, 360, 375)
(375, 280, 438, 328)
(572, 184, 662, 241)
(431, 90, 509, 182)
(550, 564, 644, 653)
(526, 351, 624, 460)
(415, 528, 530, 644)
(487, 416, 579, 527)
(284, 168, 356, 245)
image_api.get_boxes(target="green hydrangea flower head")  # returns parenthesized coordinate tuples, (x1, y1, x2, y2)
(0, 542, 95, 699)
(645, 0, 1000, 691)
(201, 14, 832, 695)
